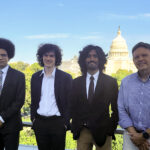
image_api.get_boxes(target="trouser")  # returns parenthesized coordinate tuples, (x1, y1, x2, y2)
(77, 127, 112, 150)
(0, 131, 19, 150)
(33, 114, 66, 150)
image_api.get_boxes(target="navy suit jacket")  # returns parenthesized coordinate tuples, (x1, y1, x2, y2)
(0, 67, 25, 133)
(31, 68, 72, 128)
(70, 72, 118, 146)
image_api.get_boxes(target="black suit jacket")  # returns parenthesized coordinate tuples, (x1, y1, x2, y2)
(0, 67, 25, 133)
(30, 68, 72, 128)
(70, 72, 118, 146)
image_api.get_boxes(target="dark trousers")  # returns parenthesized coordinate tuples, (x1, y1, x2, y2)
(33, 115, 66, 150)
(0, 131, 19, 150)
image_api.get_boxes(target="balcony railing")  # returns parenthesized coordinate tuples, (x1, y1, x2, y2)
(23, 121, 124, 134)
(20, 122, 124, 150)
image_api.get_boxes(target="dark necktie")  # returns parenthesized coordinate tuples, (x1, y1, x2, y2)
(88, 76, 94, 102)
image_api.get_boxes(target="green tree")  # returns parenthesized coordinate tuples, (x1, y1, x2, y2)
(112, 69, 133, 87)
(22, 63, 42, 116)
(64, 70, 81, 79)
(9, 61, 29, 72)
(26, 63, 42, 74)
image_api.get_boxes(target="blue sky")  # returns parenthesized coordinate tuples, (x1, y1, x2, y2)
(0, 0, 150, 64)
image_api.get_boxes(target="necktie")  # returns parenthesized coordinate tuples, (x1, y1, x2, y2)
(88, 76, 94, 102)
(0, 70, 3, 95)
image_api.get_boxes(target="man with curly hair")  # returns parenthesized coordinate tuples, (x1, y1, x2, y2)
(70, 45, 118, 150)
(0, 38, 25, 150)
(31, 43, 72, 150)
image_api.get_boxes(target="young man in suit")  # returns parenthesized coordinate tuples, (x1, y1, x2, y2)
(31, 43, 72, 150)
(70, 45, 118, 150)
(0, 38, 25, 150)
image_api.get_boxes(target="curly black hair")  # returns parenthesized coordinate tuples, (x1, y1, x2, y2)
(132, 42, 150, 53)
(0, 38, 15, 59)
(36, 43, 62, 67)
(78, 45, 107, 75)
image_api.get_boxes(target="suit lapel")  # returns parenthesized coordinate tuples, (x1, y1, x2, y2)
(1, 67, 13, 97)
(82, 75, 87, 100)
(94, 72, 105, 100)
(37, 71, 43, 98)
(54, 69, 61, 102)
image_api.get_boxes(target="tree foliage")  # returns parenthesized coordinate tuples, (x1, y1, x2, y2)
(111, 69, 133, 87)
(9, 61, 29, 71)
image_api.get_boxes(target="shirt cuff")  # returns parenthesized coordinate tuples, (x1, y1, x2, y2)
(0, 116, 5, 123)
(119, 120, 133, 129)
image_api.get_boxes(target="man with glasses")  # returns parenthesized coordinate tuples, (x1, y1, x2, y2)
(0, 38, 25, 150)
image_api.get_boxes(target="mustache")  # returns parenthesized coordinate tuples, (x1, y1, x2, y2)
(88, 61, 96, 64)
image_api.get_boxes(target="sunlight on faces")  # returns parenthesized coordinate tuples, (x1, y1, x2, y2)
(43, 51, 56, 69)
(133, 47, 150, 73)
(0, 49, 9, 69)
(85, 50, 99, 72)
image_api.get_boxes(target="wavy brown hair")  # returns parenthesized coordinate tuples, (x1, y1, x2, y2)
(78, 45, 107, 75)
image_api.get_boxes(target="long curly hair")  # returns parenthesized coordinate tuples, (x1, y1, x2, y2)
(78, 45, 107, 75)
(36, 43, 62, 67)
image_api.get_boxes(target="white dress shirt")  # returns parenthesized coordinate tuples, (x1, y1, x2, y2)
(86, 70, 99, 98)
(37, 67, 61, 116)
(0, 65, 9, 123)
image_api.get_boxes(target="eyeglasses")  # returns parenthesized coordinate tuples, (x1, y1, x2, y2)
(0, 54, 8, 58)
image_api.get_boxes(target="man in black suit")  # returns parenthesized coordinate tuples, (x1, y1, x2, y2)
(31, 43, 72, 150)
(0, 38, 25, 150)
(70, 45, 118, 150)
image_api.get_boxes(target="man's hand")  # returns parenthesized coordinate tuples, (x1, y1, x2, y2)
(0, 120, 3, 127)
(129, 132, 145, 146)
(129, 132, 149, 149)
(126, 127, 150, 149)
(138, 141, 150, 150)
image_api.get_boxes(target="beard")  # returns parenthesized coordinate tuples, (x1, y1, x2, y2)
(86, 61, 99, 71)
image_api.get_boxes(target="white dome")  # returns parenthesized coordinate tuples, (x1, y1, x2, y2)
(110, 28, 128, 53)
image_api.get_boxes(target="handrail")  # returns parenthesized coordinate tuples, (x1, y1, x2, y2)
(22, 122, 124, 134)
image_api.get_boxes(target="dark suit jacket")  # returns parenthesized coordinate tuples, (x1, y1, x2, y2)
(30, 68, 72, 128)
(70, 72, 118, 146)
(0, 66, 25, 133)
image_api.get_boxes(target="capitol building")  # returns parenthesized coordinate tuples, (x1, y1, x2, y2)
(59, 28, 137, 75)
(105, 27, 137, 75)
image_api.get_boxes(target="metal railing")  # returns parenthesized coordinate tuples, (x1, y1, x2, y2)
(21, 122, 124, 150)
(23, 121, 124, 134)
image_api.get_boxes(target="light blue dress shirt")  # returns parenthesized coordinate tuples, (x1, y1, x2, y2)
(118, 72, 150, 131)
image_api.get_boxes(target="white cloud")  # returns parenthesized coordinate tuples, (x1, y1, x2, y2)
(100, 13, 150, 20)
(80, 35, 102, 40)
(25, 33, 70, 39)
(141, 13, 150, 17)
(105, 13, 137, 19)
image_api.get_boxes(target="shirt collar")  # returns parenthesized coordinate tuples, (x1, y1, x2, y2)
(1, 65, 9, 74)
(40, 67, 56, 77)
(87, 70, 100, 80)
(136, 72, 150, 82)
